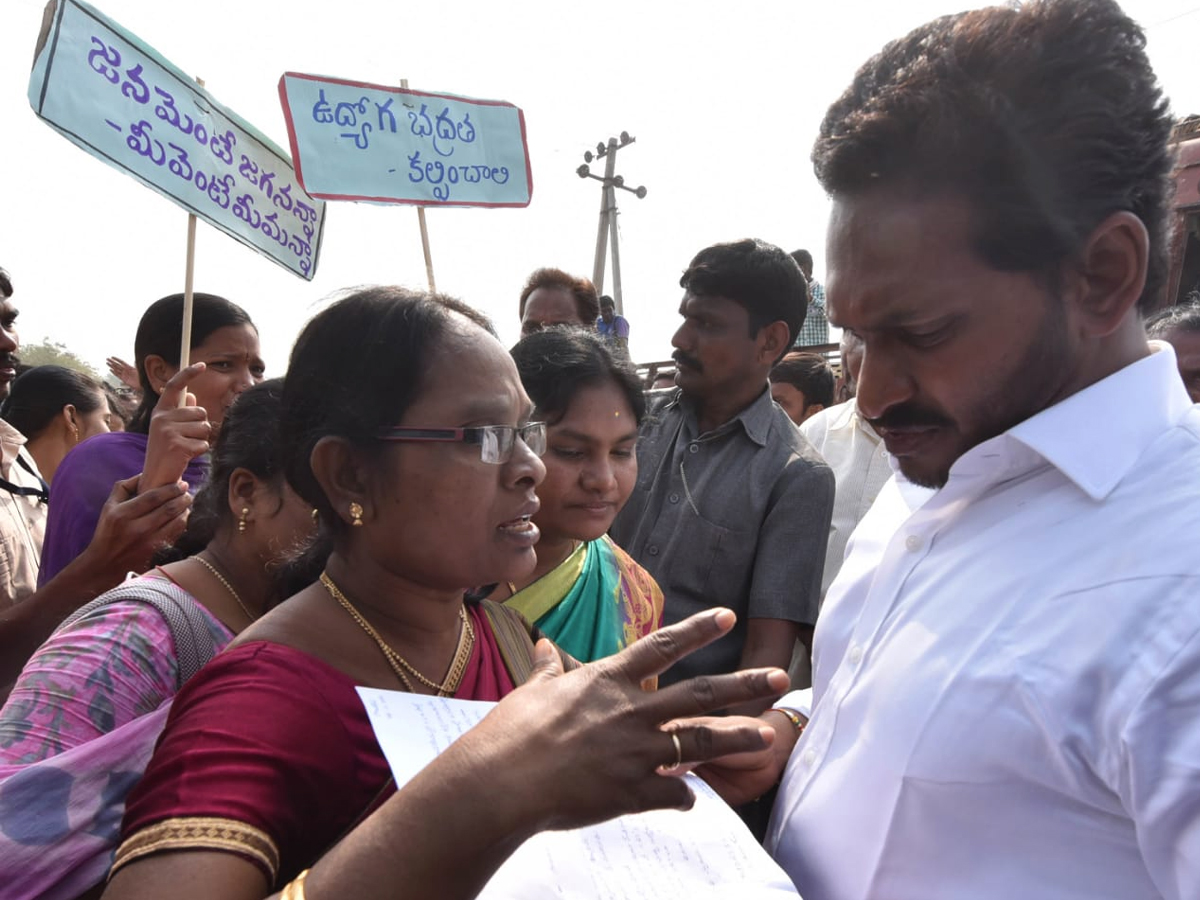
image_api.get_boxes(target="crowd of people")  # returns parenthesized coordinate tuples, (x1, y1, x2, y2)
(2, 0, 1200, 898)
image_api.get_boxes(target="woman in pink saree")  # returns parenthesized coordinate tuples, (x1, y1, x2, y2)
(0, 380, 311, 899)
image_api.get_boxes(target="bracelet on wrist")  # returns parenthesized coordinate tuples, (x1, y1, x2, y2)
(770, 707, 807, 735)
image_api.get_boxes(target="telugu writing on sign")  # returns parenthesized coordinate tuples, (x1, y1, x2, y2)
(28, 0, 326, 280)
(279, 72, 533, 208)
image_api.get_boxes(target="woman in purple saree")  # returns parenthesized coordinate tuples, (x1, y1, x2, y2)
(39, 293, 264, 585)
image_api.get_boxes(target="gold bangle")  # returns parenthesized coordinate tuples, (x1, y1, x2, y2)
(770, 707, 807, 734)
(281, 868, 310, 900)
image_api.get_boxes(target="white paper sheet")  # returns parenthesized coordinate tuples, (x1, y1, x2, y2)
(358, 687, 801, 899)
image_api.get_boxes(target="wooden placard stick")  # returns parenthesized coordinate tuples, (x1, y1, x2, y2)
(401, 78, 437, 292)
(178, 75, 204, 375)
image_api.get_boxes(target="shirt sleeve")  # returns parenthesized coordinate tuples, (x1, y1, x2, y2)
(1114, 617, 1200, 900)
(0, 599, 179, 764)
(774, 688, 813, 720)
(747, 455, 835, 626)
(615, 316, 630, 338)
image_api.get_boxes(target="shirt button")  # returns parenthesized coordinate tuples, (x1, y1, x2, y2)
(905, 534, 922, 552)
(669, 493, 680, 504)
(801, 748, 817, 767)
(848, 645, 863, 665)
(689, 443, 699, 454)
(647, 545, 659, 556)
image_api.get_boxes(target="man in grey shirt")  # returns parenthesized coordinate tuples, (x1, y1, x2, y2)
(610, 239, 834, 702)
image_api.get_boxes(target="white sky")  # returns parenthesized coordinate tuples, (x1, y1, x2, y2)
(3, 0, 1199, 373)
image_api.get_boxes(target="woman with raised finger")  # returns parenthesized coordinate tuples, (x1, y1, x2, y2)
(499, 328, 663, 663)
(38, 293, 264, 584)
(101, 288, 785, 900)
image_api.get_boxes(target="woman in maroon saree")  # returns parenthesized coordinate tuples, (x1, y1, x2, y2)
(113, 606, 536, 884)
(102, 288, 788, 900)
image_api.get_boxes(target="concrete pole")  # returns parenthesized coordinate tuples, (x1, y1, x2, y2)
(591, 143, 618, 293)
(608, 184, 624, 315)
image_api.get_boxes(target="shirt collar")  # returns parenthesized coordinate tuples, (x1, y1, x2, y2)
(671, 384, 776, 447)
(850, 401, 881, 440)
(0, 420, 27, 470)
(952, 342, 1192, 501)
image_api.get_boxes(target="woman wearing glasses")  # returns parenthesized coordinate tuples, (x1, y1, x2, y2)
(499, 328, 663, 664)
(101, 287, 787, 900)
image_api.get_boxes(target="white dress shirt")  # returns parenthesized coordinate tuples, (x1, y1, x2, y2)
(800, 400, 895, 600)
(767, 343, 1200, 900)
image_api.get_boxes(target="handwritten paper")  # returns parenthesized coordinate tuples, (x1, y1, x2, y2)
(358, 688, 800, 899)
(28, 0, 327, 280)
(279, 73, 533, 207)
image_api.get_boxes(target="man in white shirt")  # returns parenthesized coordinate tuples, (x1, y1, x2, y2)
(796, 331, 899, 602)
(699, 2, 1200, 898)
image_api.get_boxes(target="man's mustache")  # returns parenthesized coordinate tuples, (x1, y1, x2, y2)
(672, 350, 703, 373)
(867, 404, 953, 431)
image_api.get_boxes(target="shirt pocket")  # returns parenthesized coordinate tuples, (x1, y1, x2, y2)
(668, 512, 755, 607)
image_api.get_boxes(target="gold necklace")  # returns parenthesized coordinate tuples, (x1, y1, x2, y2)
(319, 572, 474, 696)
(194, 555, 258, 622)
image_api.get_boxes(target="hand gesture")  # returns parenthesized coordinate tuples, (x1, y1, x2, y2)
(141, 363, 211, 491)
(445, 609, 789, 833)
(81, 474, 193, 580)
(105, 355, 141, 391)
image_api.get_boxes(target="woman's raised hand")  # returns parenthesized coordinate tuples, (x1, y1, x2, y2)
(105, 355, 141, 391)
(141, 363, 211, 491)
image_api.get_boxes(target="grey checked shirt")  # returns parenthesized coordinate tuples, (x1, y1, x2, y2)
(610, 387, 834, 684)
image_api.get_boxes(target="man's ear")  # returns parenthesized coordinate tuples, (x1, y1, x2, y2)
(309, 436, 373, 528)
(803, 402, 826, 422)
(757, 321, 792, 366)
(1067, 210, 1149, 337)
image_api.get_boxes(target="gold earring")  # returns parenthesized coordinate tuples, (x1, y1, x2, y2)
(349, 502, 364, 527)
(238, 507, 249, 533)
(311, 508, 319, 523)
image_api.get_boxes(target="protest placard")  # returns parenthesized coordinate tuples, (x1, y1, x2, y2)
(28, 0, 327, 280)
(279, 72, 533, 208)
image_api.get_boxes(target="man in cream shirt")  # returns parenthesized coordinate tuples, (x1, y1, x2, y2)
(0, 268, 47, 606)
(701, 2, 1200, 898)
(796, 331, 897, 603)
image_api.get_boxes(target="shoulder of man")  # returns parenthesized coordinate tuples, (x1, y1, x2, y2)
(642, 387, 680, 421)
(760, 401, 829, 471)
(799, 399, 853, 446)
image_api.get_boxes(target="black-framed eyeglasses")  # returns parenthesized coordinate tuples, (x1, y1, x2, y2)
(375, 422, 547, 464)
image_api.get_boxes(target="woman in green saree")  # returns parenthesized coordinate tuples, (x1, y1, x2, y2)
(503, 329, 663, 662)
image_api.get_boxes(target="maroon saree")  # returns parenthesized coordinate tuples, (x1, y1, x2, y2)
(113, 601, 540, 886)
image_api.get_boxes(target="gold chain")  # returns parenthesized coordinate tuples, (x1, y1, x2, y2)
(319, 572, 474, 696)
(193, 555, 258, 623)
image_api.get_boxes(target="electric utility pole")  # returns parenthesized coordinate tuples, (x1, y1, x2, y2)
(577, 132, 646, 315)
